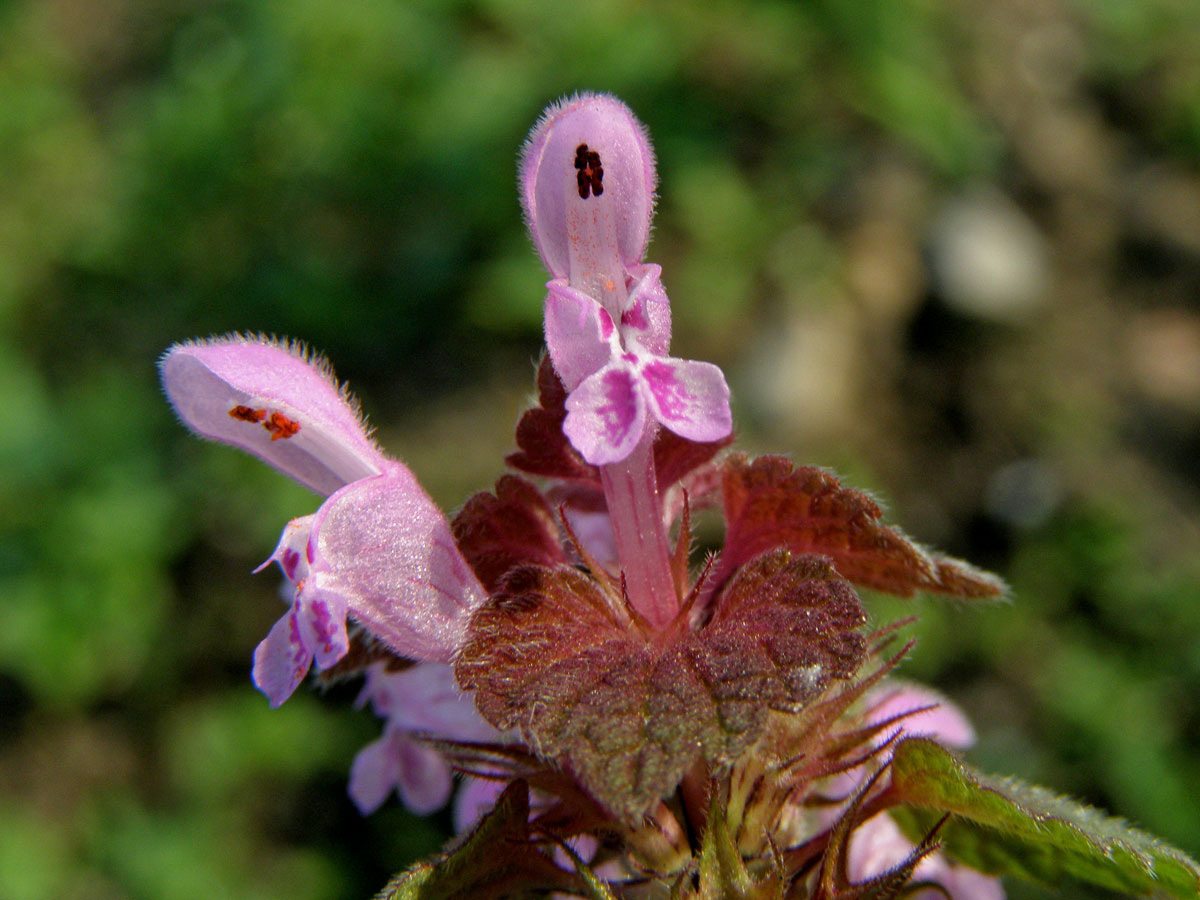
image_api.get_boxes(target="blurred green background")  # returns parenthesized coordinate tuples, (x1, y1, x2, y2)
(2, 0, 1199, 897)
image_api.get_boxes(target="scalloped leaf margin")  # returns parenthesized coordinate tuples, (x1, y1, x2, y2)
(890, 737, 1200, 899)
(456, 550, 868, 821)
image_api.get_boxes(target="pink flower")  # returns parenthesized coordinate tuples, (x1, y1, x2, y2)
(349, 663, 499, 816)
(521, 93, 732, 466)
(865, 682, 976, 752)
(848, 813, 1004, 900)
(841, 682, 1004, 900)
(159, 336, 487, 706)
(453, 775, 509, 834)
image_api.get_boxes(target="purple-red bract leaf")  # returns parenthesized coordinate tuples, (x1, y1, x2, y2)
(453, 475, 568, 594)
(507, 356, 600, 482)
(456, 549, 867, 821)
(653, 428, 733, 492)
(374, 780, 576, 900)
(714, 455, 1006, 599)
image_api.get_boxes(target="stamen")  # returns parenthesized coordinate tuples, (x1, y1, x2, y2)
(265, 411, 301, 441)
(573, 143, 605, 199)
(230, 405, 267, 423)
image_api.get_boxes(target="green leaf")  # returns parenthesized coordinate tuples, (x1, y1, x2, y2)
(697, 789, 782, 900)
(373, 781, 574, 900)
(890, 737, 1200, 898)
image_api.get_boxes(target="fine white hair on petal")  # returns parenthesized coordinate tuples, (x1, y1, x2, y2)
(519, 91, 657, 215)
(307, 464, 488, 663)
(159, 333, 388, 496)
(160, 332, 382, 448)
(519, 91, 658, 278)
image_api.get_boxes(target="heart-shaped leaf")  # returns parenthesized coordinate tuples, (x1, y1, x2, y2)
(890, 737, 1200, 898)
(456, 550, 867, 820)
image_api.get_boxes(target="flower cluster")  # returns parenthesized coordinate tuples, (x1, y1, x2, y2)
(159, 94, 1196, 900)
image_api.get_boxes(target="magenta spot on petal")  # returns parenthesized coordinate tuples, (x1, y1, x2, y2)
(286, 614, 308, 668)
(281, 549, 301, 580)
(597, 369, 639, 442)
(599, 307, 615, 340)
(642, 360, 694, 420)
(621, 299, 649, 331)
(622, 352, 638, 364)
(309, 599, 337, 653)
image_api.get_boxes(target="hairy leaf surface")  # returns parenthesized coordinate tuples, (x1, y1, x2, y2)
(456, 550, 867, 820)
(715, 455, 1005, 599)
(507, 356, 599, 482)
(891, 737, 1200, 898)
(374, 781, 573, 900)
(453, 475, 567, 593)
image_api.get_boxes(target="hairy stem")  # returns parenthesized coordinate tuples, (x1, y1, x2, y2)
(600, 429, 677, 630)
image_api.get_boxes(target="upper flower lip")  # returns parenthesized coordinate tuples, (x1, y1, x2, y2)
(160, 334, 386, 496)
(520, 92, 658, 280)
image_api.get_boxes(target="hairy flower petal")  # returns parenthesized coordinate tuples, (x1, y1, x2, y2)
(297, 587, 350, 670)
(641, 358, 732, 443)
(348, 731, 401, 815)
(521, 93, 656, 282)
(348, 727, 454, 816)
(563, 362, 647, 466)
(308, 464, 488, 662)
(454, 777, 508, 834)
(867, 682, 976, 750)
(254, 515, 314, 582)
(622, 264, 671, 356)
(394, 736, 456, 814)
(252, 604, 312, 707)
(349, 664, 500, 817)
(543, 281, 617, 392)
(251, 586, 350, 707)
(360, 663, 497, 742)
(160, 336, 385, 496)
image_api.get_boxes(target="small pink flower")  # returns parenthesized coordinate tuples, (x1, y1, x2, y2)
(454, 776, 509, 834)
(348, 663, 498, 816)
(522, 94, 732, 466)
(865, 682, 976, 752)
(160, 336, 487, 706)
(837, 682, 1004, 900)
(848, 813, 1004, 900)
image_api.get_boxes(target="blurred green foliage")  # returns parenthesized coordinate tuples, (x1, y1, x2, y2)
(2, 0, 1199, 897)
